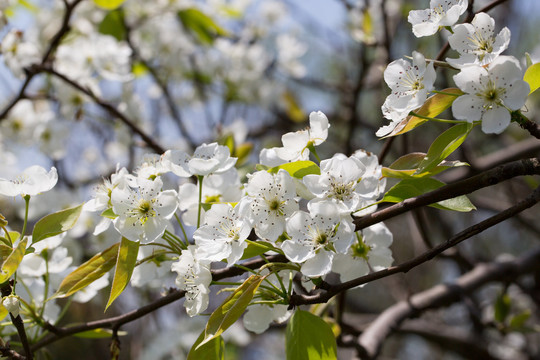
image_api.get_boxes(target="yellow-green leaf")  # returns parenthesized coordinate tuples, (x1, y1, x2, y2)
(197, 275, 264, 349)
(283, 91, 305, 123)
(382, 88, 464, 137)
(0, 304, 8, 322)
(53, 242, 120, 299)
(74, 328, 128, 339)
(286, 310, 337, 360)
(187, 332, 225, 360)
(98, 9, 125, 41)
(0, 238, 27, 283)
(93, 0, 126, 10)
(524, 62, 540, 95)
(100, 208, 118, 219)
(268, 161, 321, 178)
(0, 244, 13, 263)
(383, 178, 476, 212)
(235, 143, 253, 166)
(32, 204, 83, 244)
(178, 8, 229, 45)
(106, 237, 139, 310)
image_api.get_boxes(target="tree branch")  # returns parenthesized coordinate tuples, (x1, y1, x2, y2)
(357, 246, 540, 358)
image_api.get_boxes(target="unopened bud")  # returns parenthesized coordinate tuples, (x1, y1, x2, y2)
(0, 214, 7, 228)
(2, 295, 20, 318)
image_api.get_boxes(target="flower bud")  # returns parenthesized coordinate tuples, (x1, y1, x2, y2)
(2, 295, 20, 318)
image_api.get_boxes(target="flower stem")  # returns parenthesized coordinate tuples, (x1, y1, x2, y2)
(197, 175, 204, 228)
(21, 195, 31, 239)
(174, 213, 190, 247)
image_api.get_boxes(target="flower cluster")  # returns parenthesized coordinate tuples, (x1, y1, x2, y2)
(380, 3, 530, 135)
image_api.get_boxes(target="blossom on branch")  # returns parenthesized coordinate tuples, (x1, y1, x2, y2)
(0, 165, 57, 197)
(408, 0, 468, 38)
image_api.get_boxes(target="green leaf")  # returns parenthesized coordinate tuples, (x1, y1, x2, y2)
(524, 62, 540, 95)
(53, 242, 120, 299)
(187, 332, 225, 360)
(383, 178, 476, 212)
(415, 123, 473, 174)
(197, 275, 264, 349)
(0, 244, 13, 262)
(74, 328, 128, 339)
(268, 161, 320, 178)
(178, 8, 229, 45)
(32, 204, 83, 244)
(382, 152, 468, 179)
(0, 238, 28, 283)
(106, 237, 139, 310)
(93, 0, 126, 10)
(240, 241, 277, 260)
(0, 304, 8, 322)
(132, 61, 148, 77)
(494, 292, 511, 323)
(98, 9, 125, 41)
(509, 310, 531, 329)
(286, 310, 337, 360)
(235, 143, 253, 166)
(382, 88, 464, 137)
(101, 208, 118, 219)
(283, 91, 305, 123)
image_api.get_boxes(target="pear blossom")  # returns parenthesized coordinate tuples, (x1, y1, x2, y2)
(281, 203, 354, 278)
(276, 34, 307, 78)
(163, 143, 237, 177)
(0, 29, 41, 78)
(2, 295, 20, 318)
(171, 246, 212, 317)
(332, 223, 393, 283)
(382, 51, 436, 116)
(244, 170, 299, 242)
(452, 56, 530, 134)
(111, 176, 178, 243)
(273, 111, 330, 162)
(447, 12, 511, 68)
(304, 154, 374, 214)
(0, 165, 58, 197)
(408, 0, 468, 38)
(194, 203, 251, 264)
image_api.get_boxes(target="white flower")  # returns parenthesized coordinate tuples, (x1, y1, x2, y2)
(194, 203, 251, 264)
(281, 203, 354, 278)
(0, 29, 40, 78)
(171, 246, 212, 317)
(447, 12, 511, 68)
(111, 176, 178, 243)
(304, 154, 375, 214)
(332, 223, 394, 283)
(452, 56, 530, 134)
(178, 168, 242, 226)
(273, 111, 330, 162)
(133, 153, 171, 180)
(382, 51, 436, 116)
(244, 170, 299, 242)
(0, 165, 58, 197)
(163, 143, 237, 177)
(408, 0, 468, 38)
(2, 295, 20, 318)
(276, 34, 307, 78)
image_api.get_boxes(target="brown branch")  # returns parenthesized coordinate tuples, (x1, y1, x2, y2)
(357, 246, 540, 359)
(289, 184, 540, 306)
(354, 157, 540, 230)
(0, 346, 26, 360)
(518, 117, 540, 140)
(40, 66, 165, 154)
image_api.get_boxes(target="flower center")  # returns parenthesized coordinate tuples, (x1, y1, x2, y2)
(131, 199, 156, 225)
(351, 238, 370, 259)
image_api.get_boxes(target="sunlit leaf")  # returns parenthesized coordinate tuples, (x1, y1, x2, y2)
(0, 237, 27, 283)
(106, 237, 139, 310)
(383, 178, 476, 212)
(53, 242, 120, 299)
(197, 275, 264, 349)
(101, 208, 118, 219)
(283, 91, 305, 123)
(178, 8, 229, 45)
(74, 328, 128, 339)
(187, 332, 225, 360)
(286, 310, 337, 360)
(32, 204, 83, 244)
(524, 62, 540, 95)
(268, 161, 320, 178)
(0, 304, 8, 322)
(415, 123, 473, 174)
(383, 88, 464, 137)
(93, 0, 126, 10)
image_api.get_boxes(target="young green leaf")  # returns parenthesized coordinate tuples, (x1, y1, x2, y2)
(93, 0, 126, 10)
(178, 8, 229, 45)
(187, 331, 225, 360)
(524, 62, 540, 95)
(509, 310, 531, 330)
(415, 122, 473, 174)
(382, 152, 468, 179)
(197, 275, 265, 349)
(0, 237, 28, 283)
(105, 237, 140, 310)
(383, 178, 476, 212)
(53, 242, 120, 299)
(98, 9, 126, 41)
(494, 291, 511, 323)
(286, 310, 337, 360)
(383, 88, 464, 137)
(268, 161, 321, 178)
(74, 329, 128, 339)
(32, 204, 84, 244)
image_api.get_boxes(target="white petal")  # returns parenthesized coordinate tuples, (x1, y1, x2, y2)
(481, 106, 510, 134)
